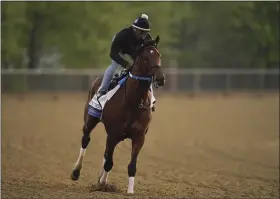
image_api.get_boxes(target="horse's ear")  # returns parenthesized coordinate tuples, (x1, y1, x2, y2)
(155, 35, 160, 45)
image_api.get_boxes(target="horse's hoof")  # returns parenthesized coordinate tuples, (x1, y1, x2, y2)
(71, 169, 80, 181)
(95, 182, 105, 191)
(99, 181, 106, 186)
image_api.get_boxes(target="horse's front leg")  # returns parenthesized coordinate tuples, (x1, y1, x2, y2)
(98, 135, 120, 185)
(71, 114, 100, 181)
(127, 132, 145, 194)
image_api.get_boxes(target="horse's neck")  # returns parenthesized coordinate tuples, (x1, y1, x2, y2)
(125, 69, 150, 106)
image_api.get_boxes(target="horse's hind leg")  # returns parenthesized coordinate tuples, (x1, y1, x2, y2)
(98, 135, 120, 185)
(127, 133, 145, 194)
(71, 115, 100, 181)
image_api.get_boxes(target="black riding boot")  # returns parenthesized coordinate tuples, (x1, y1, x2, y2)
(96, 90, 107, 99)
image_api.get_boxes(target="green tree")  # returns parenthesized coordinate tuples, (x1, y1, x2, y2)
(1, 1, 279, 69)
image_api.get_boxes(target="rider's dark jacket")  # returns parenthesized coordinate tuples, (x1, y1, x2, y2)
(110, 26, 152, 68)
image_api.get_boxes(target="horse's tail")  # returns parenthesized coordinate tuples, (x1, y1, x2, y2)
(83, 89, 91, 124)
(83, 76, 103, 123)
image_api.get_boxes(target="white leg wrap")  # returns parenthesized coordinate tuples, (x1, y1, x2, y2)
(99, 171, 109, 184)
(74, 148, 86, 170)
(99, 157, 106, 178)
(127, 177, 135, 194)
(99, 157, 109, 184)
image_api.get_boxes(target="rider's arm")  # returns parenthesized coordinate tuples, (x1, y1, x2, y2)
(110, 32, 130, 68)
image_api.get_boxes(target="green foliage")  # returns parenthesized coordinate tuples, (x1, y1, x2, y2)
(1, 1, 279, 69)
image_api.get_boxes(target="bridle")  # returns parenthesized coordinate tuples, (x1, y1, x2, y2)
(124, 44, 163, 109)
(127, 45, 162, 84)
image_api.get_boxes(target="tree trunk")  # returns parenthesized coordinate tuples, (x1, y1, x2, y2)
(27, 12, 42, 69)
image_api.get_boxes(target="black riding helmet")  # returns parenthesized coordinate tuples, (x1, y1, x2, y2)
(132, 14, 150, 40)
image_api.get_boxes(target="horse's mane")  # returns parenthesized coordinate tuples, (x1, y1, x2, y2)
(137, 35, 160, 54)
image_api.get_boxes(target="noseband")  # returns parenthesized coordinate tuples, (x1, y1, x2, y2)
(128, 72, 153, 81)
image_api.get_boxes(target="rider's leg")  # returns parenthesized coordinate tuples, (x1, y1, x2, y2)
(97, 60, 120, 97)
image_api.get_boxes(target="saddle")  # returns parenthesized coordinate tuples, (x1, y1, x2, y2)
(108, 69, 128, 91)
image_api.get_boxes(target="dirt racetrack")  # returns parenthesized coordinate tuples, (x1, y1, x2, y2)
(1, 93, 279, 199)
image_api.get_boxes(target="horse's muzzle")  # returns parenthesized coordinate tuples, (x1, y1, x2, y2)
(154, 77, 165, 87)
(153, 65, 165, 88)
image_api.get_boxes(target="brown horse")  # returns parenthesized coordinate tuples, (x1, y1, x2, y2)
(70, 36, 165, 194)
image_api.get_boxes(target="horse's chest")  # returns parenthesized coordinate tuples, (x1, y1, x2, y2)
(124, 110, 151, 132)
